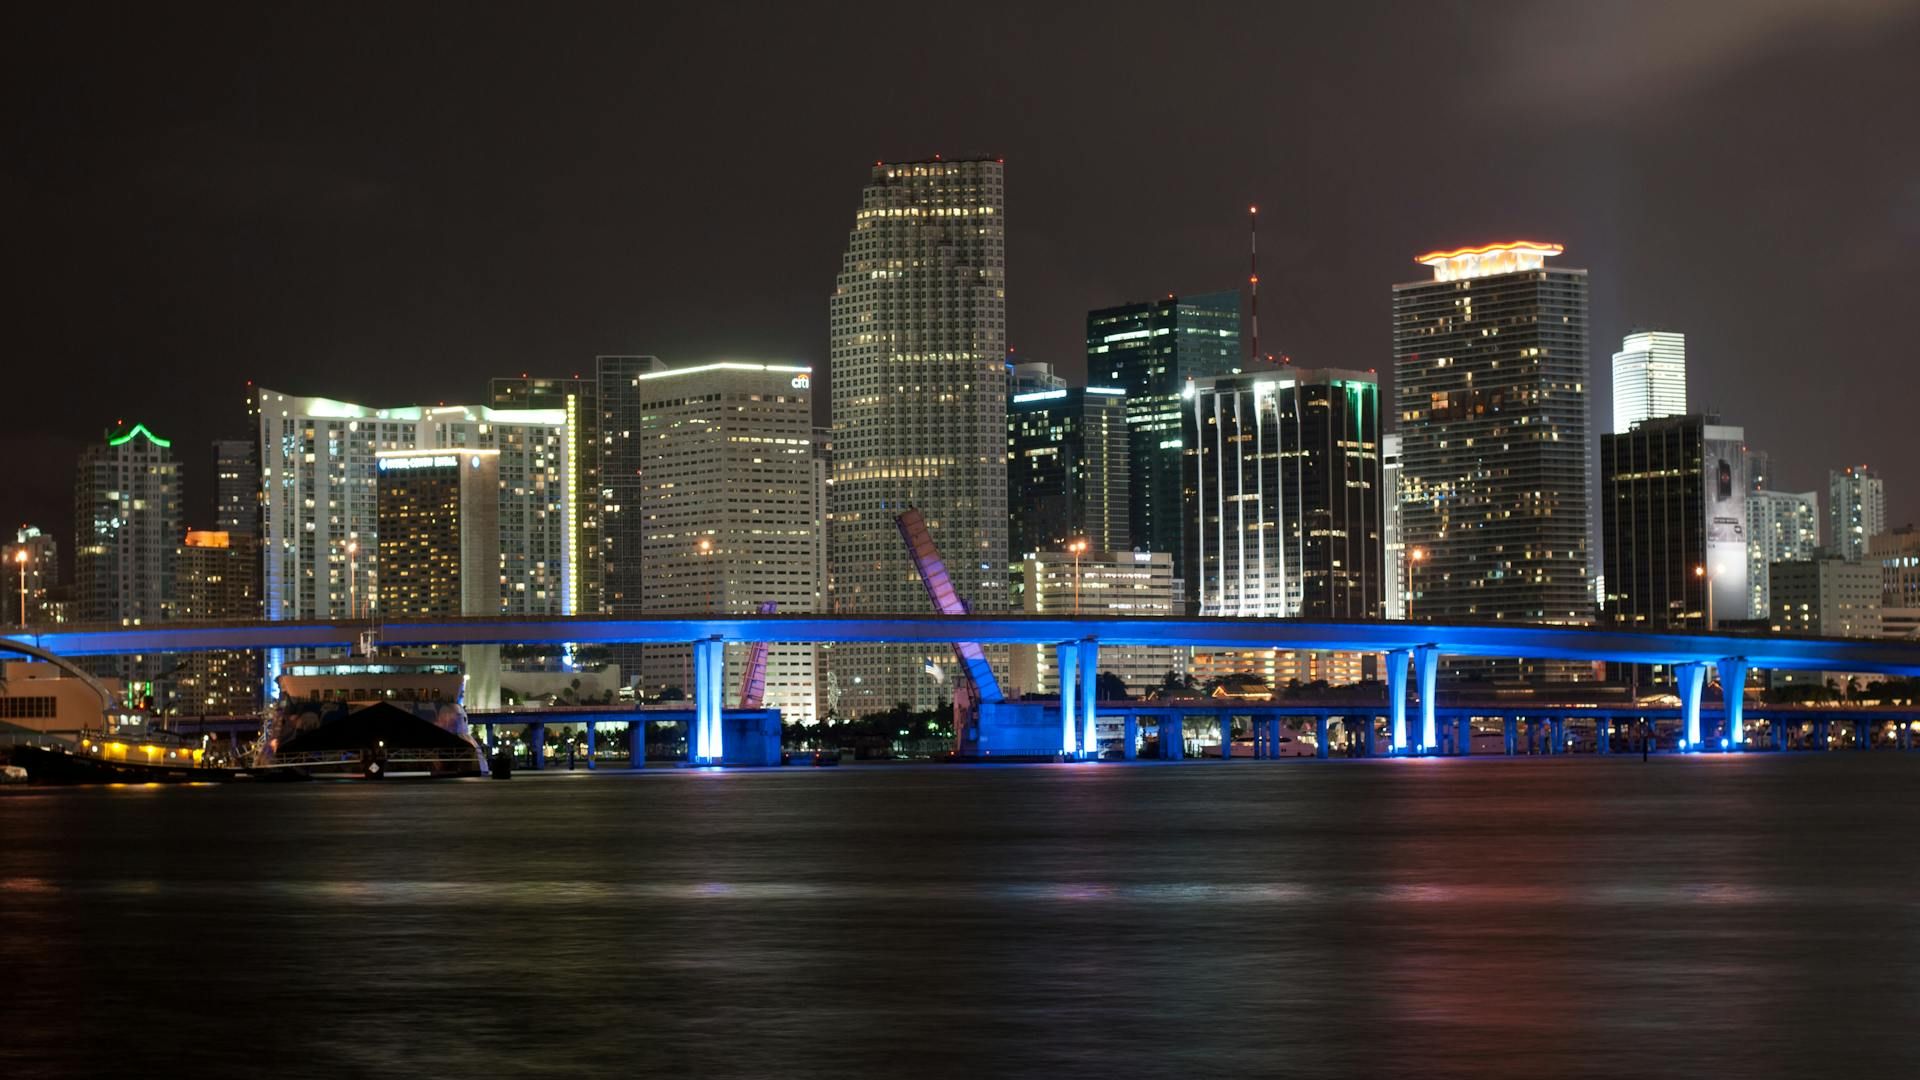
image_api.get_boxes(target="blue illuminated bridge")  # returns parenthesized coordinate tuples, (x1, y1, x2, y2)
(10, 614, 1920, 764)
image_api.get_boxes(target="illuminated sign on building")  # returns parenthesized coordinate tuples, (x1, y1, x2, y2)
(1414, 240, 1565, 282)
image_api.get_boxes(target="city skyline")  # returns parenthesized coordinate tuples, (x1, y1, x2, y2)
(8, 6, 1919, 540)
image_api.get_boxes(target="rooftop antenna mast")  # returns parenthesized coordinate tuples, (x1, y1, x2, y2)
(1248, 205, 1260, 367)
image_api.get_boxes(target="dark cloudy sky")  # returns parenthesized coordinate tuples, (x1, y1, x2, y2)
(7, 1, 1919, 544)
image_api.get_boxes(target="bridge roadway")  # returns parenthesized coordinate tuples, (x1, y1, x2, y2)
(11, 614, 1920, 762)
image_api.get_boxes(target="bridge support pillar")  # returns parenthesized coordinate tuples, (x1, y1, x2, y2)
(1901, 722, 1912, 752)
(1454, 715, 1470, 756)
(692, 637, 725, 763)
(1385, 649, 1411, 754)
(1553, 718, 1566, 754)
(1504, 717, 1517, 756)
(1815, 717, 1830, 751)
(1162, 716, 1184, 761)
(1078, 640, 1099, 759)
(1598, 716, 1612, 755)
(1124, 714, 1138, 760)
(1773, 717, 1788, 752)
(1056, 643, 1079, 758)
(530, 722, 546, 770)
(1415, 646, 1439, 753)
(630, 718, 645, 768)
(585, 720, 596, 769)
(1856, 716, 1872, 751)
(1316, 715, 1329, 759)
(1676, 662, 1708, 751)
(1220, 715, 1234, 761)
(1717, 659, 1749, 750)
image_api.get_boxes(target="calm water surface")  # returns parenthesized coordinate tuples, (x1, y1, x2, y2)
(3, 755, 1917, 1078)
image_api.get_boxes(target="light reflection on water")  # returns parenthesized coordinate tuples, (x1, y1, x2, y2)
(3, 755, 1918, 1079)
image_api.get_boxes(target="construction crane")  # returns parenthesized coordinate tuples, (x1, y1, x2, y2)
(895, 507, 1002, 755)
(737, 600, 778, 709)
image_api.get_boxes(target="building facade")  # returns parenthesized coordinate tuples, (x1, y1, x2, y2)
(1009, 551, 1180, 699)
(1601, 415, 1748, 630)
(4, 527, 60, 627)
(1610, 330, 1686, 433)
(257, 389, 571, 626)
(1008, 375, 1129, 559)
(1770, 556, 1882, 638)
(172, 530, 263, 715)
(73, 422, 181, 709)
(637, 361, 820, 723)
(1870, 527, 1920, 638)
(1828, 465, 1885, 562)
(490, 373, 603, 617)
(1381, 434, 1406, 620)
(1393, 241, 1592, 680)
(1747, 488, 1820, 619)
(1088, 291, 1241, 597)
(828, 158, 1007, 715)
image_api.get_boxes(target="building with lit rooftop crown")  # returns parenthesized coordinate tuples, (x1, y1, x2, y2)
(1393, 241, 1592, 682)
(828, 158, 1007, 716)
(1610, 330, 1686, 433)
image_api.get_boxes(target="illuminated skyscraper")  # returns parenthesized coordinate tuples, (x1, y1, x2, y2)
(1007, 371, 1129, 559)
(172, 530, 263, 714)
(4, 527, 60, 626)
(1610, 330, 1686, 433)
(74, 422, 181, 708)
(257, 390, 570, 624)
(490, 373, 602, 616)
(375, 449, 504, 707)
(828, 158, 1007, 715)
(1827, 465, 1885, 562)
(637, 361, 820, 722)
(1748, 489, 1819, 619)
(1601, 414, 1748, 631)
(1393, 241, 1592, 680)
(1088, 291, 1240, 596)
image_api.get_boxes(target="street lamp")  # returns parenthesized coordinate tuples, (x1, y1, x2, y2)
(346, 540, 359, 622)
(1067, 538, 1089, 615)
(14, 548, 27, 629)
(1407, 548, 1426, 622)
(1695, 563, 1716, 630)
(697, 537, 715, 612)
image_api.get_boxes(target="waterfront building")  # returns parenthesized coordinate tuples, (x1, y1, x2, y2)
(1184, 367, 1383, 688)
(1393, 240, 1591, 681)
(375, 448, 503, 707)
(73, 423, 180, 709)
(1088, 291, 1240, 595)
(490, 372, 603, 616)
(256, 389, 571, 625)
(1601, 414, 1748, 630)
(1870, 528, 1920, 639)
(1610, 330, 1686, 433)
(1828, 465, 1885, 562)
(213, 438, 260, 538)
(638, 361, 819, 723)
(171, 529, 263, 714)
(1770, 556, 1881, 638)
(1747, 488, 1820, 619)
(828, 157, 1007, 715)
(1008, 369, 1129, 559)
(1009, 550, 1179, 699)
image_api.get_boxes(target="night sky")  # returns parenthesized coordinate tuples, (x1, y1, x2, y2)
(8, 2, 1919, 546)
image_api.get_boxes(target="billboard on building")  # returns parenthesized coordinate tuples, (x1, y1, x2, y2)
(1704, 428, 1748, 624)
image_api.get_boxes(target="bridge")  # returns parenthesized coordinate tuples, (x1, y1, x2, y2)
(11, 614, 1920, 763)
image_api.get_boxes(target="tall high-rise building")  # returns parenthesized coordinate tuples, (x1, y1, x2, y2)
(172, 530, 263, 714)
(1870, 527, 1920, 638)
(257, 390, 571, 628)
(74, 423, 180, 626)
(490, 373, 602, 616)
(374, 449, 504, 707)
(1827, 465, 1885, 562)
(1185, 368, 1384, 619)
(1007, 373, 1129, 559)
(828, 158, 1007, 715)
(1610, 330, 1686, 433)
(1393, 241, 1592, 680)
(74, 422, 181, 709)
(1601, 414, 1748, 631)
(213, 438, 260, 538)
(1088, 291, 1241, 595)
(1747, 488, 1819, 619)
(637, 361, 820, 722)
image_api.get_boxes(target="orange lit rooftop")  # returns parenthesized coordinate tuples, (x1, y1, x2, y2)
(1414, 240, 1565, 282)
